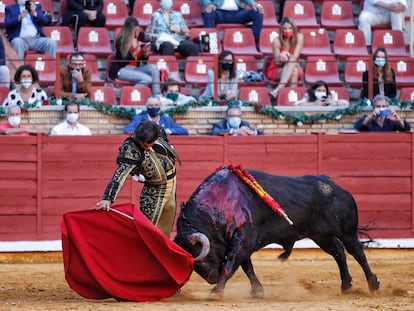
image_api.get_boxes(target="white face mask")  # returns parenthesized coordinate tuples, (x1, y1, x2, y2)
(8, 116, 21, 127)
(66, 112, 79, 124)
(314, 91, 327, 100)
(21, 79, 32, 89)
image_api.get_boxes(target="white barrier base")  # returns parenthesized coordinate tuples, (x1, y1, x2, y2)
(0, 238, 413, 252)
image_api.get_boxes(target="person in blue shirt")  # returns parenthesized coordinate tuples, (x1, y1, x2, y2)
(124, 96, 189, 135)
(212, 104, 263, 136)
(354, 95, 410, 132)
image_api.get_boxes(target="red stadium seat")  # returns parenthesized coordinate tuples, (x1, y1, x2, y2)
(83, 53, 105, 86)
(276, 86, 307, 106)
(104, 0, 130, 30)
(105, 54, 134, 87)
(184, 55, 215, 86)
(399, 87, 414, 101)
(372, 30, 408, 57)
(90, 86, 117, 105)
(304, 56, 342, 85)
(300, 28, 333, 58)
(239, 86, 272, 106)
(133, 0, 159, 29)
(333, 29, 369, 59)
(247, 0, 278, 27)
(329, 86, 350, 103)
(0, 86, 9, 102)
(119, 86, 152, 106)
(282, 0, 319, 28)
(173, 0, 203, 28)
(222, 28, 262, 57)
(25, 53, 57, 87)
(147, 54, 184, 83)
(344, 56, 369, 87)
(388, 57, 414, 87)
(190, 28, 221, 55)
(43, 26, 75, 57)
(320, 1, 357, 30)
(76, 27, 113, 57)
(258, 28, 279, 55)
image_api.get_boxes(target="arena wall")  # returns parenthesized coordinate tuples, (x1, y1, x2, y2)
(0, 133, 413, 248)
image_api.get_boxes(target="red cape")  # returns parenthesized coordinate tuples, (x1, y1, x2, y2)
(61, 203, 194, 302)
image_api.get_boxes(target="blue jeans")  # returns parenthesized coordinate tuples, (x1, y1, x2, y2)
(118, 64, 161, 95)
(203, 9, 263, 41)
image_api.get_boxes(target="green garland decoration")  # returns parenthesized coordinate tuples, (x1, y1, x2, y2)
(1, 97, 413, 126)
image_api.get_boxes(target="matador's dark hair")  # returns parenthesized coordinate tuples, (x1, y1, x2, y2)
(132, 120, 161, 144)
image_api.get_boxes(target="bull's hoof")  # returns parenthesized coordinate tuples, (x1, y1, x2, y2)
(251, 286, 264, 299)
(341, 281, 352, 292)
(208, 287, 223, 300)
(368, 275, 380, 293)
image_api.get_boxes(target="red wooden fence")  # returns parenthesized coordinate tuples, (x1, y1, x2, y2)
(0, 133, 413, 241)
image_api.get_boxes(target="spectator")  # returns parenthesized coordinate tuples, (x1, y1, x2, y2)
(200, 50, 239, 100)
(4, 0, 57, 60)
(362, 47, 397, 99)
(295, 80, 349, 106)
(50, 101, 92, 135)
(158, 79, 197, 106)
(124, 96, 189, 135)
(268, 17, 304, 99)
(0, 104, 37, 135)
(212, 104, 263, 135)
(354, 94, 410, 132)
(0, 35, 11, 89)
(145, 0, 199, 57)
(199, 0, 264, 49)
(358, 0, 407, 47)
(60, 52, 92, 99)
(96, 120, 180, 237)
(61, 0, 106, 45)
(2, 64, 48, 107)
(109, 16, 161, 95)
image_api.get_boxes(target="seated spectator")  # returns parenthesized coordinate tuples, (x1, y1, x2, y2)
(61, 0, 106, 45)
(268, 17, 304, 99)
(145, 0, 199, 58)
(124, 96, 189, 135)
(295, 80, 349, 107)
(2, 64, 48, 107)
(50, 101, 92, 135)
(158, 79, 197, 106)
(199, 0, 264, 49)
(0, 35, 11, 89)
(362, 47, 396, 99)
(4, 0, 57, 60)
(212, 104, 263, 135)
(0, 104, 37, 135)
(109, 16, 160, 95)
(60, 52, 92, 100)
(358, 0, 407, 47)
(354, 94, 410, 132)
(200, 50, 239, 100)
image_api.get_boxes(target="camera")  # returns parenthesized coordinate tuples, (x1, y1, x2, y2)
(25, 0, 31, 11)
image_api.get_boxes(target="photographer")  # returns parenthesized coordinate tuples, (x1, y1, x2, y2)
(295, 80, 349, 106)
(354, 95, 410, 132)
(4, 0, 56, 60)
(59, 52, 92, 99)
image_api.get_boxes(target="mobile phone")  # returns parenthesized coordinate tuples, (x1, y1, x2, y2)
(25, 0, 31, 11)
(378, 109, 390, 118)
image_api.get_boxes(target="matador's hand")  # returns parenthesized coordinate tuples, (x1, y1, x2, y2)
(96, 200, 111, 211)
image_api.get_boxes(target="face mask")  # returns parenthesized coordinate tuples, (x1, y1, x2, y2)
(8, 116, 21, 127)
(21, 79, 32, 89)
(283, 31, 293, 39)
(166, 93, 179, 102)
(314, 91, 327, 100)
(66, 112, 79, 123)
(221, 63, 233, 71)
(18, 0, 26, 6)
(228, 117, 241, 129)
(374, 58, 386, 67)
(147, 107, 161, 117)
(160, 0, 173, 10)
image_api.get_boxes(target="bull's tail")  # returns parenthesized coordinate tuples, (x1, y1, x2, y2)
(358, 221, 378, 248)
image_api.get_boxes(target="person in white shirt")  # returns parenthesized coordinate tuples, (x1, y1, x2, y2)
(358, 0, 407, 46)
(50, 101, 92, 135)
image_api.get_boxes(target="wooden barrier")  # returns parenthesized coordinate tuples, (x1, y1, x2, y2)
(0, 133, 413, 241)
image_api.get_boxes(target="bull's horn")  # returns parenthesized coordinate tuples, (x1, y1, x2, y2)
(188, 232, 210, 261)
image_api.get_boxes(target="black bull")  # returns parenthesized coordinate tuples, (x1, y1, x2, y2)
(174, 168, 380, 300)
